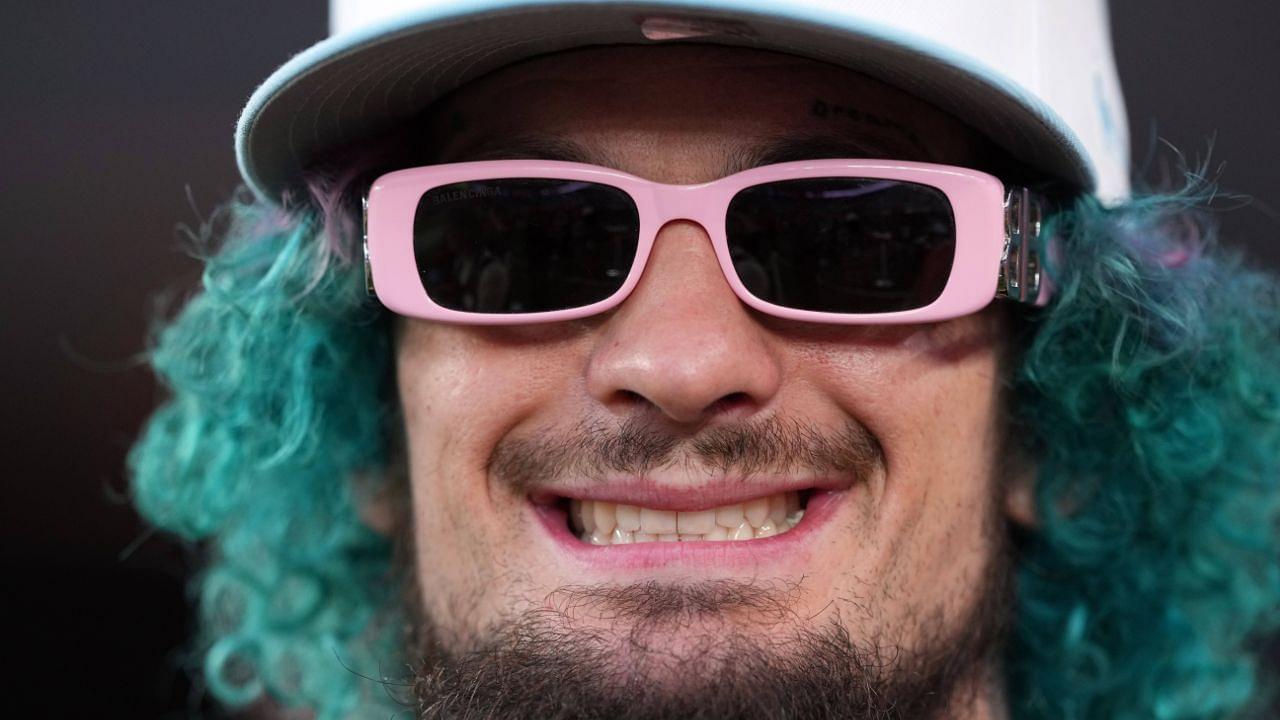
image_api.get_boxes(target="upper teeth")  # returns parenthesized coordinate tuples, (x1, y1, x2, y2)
(570, 491, 805, 545)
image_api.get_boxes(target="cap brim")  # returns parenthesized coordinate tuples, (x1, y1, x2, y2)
(236, 0, 1095, 203)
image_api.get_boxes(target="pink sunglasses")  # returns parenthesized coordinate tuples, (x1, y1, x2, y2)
(363, 159, 1051, 325)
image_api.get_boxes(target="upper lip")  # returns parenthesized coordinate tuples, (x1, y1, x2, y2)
(529, 473, 853, 511)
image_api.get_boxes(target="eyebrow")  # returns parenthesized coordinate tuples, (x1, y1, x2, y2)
(723, 130, 930, 174)
(441, 130, 930, 177)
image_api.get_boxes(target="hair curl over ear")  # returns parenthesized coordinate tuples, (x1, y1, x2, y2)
(1006, 177, 1280, 719)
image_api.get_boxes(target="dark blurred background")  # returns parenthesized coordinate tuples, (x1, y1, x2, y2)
(2, 1, 1277, 716)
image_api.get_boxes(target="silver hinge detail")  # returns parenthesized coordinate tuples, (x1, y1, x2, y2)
(362, 194, 375, 297)
(997, 187, 1044, 304)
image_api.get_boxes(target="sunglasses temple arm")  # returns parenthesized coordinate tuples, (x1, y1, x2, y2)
(997, 187, 1054, 307)
(362, 193, 378, 297)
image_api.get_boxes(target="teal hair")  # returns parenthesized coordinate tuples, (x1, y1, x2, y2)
(129, 188, 403, 718)
(129, 173, 1280, 718)
(1007, 182, 1280, 718)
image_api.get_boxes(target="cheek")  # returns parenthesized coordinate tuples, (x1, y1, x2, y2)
(882, 316, 1007, 511)
(880, 351, 1002, 573)
(801, 316, 1005, 496)
(802, 315, 1007, 621)
(395, 321, 588, 629)
(397, 322, 586, 478)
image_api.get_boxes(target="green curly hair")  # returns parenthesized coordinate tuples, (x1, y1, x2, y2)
(129, 161, 1280, 718)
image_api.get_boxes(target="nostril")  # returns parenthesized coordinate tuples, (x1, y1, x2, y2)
(704, 391, 756, 417)
(605, 389, 656, 415)
(616, 389, 647, 407)
(614, 388, 759, 421)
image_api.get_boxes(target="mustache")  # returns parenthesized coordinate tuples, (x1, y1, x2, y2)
(488, 414, 884, 491)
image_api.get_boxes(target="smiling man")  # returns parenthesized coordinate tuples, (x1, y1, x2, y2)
(389, 43, 1022, 718)
(130, 1, 1280, 719)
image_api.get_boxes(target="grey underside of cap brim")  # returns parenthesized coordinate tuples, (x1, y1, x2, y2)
(239, 2, 1092, 202)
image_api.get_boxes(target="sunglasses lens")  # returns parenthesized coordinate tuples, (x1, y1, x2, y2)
(413, 178, 639, 313)
(726, 178, 956, 314)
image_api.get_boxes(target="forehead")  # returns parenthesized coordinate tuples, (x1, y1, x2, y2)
(421, 43, 991, 180)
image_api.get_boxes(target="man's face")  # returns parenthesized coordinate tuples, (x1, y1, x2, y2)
(390, 44, 1023, 718)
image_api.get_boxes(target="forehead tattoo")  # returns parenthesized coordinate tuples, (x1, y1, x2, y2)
(810, 97, 931, 157)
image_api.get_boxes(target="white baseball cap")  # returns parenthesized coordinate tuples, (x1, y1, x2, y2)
(235, 0, 1130, 203)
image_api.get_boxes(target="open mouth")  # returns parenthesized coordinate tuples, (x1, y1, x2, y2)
(564, 490, 810, 545)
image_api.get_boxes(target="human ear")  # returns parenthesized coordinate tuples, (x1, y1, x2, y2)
(1003, 457, 1038, 528)
(353, 471, 403, 537)
(359, 490, 396, 536)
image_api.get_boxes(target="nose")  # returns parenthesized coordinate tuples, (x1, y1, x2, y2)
(585, 220, 783, 424)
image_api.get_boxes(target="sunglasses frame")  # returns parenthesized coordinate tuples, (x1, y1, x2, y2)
(364, 159, 1051, 325)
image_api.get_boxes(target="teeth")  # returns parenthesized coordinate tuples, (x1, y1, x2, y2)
(768, 494, 787, 525)
(715, 503, 744, 528)
(786, 492, 801, 517)
(743, 497, 770, 528)
(616, 504, 641, 532)
(569, 492, 806, 545)
(640, 507, 677, 535)
(676, 509, 716, 534)
(594, 501, 617, 534)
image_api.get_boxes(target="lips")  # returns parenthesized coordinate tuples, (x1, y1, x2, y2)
(528, 475, 852, 569)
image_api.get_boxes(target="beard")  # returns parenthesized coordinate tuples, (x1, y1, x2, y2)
(394, 415, 1017, 719)
(404, 573, 1013, 720)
